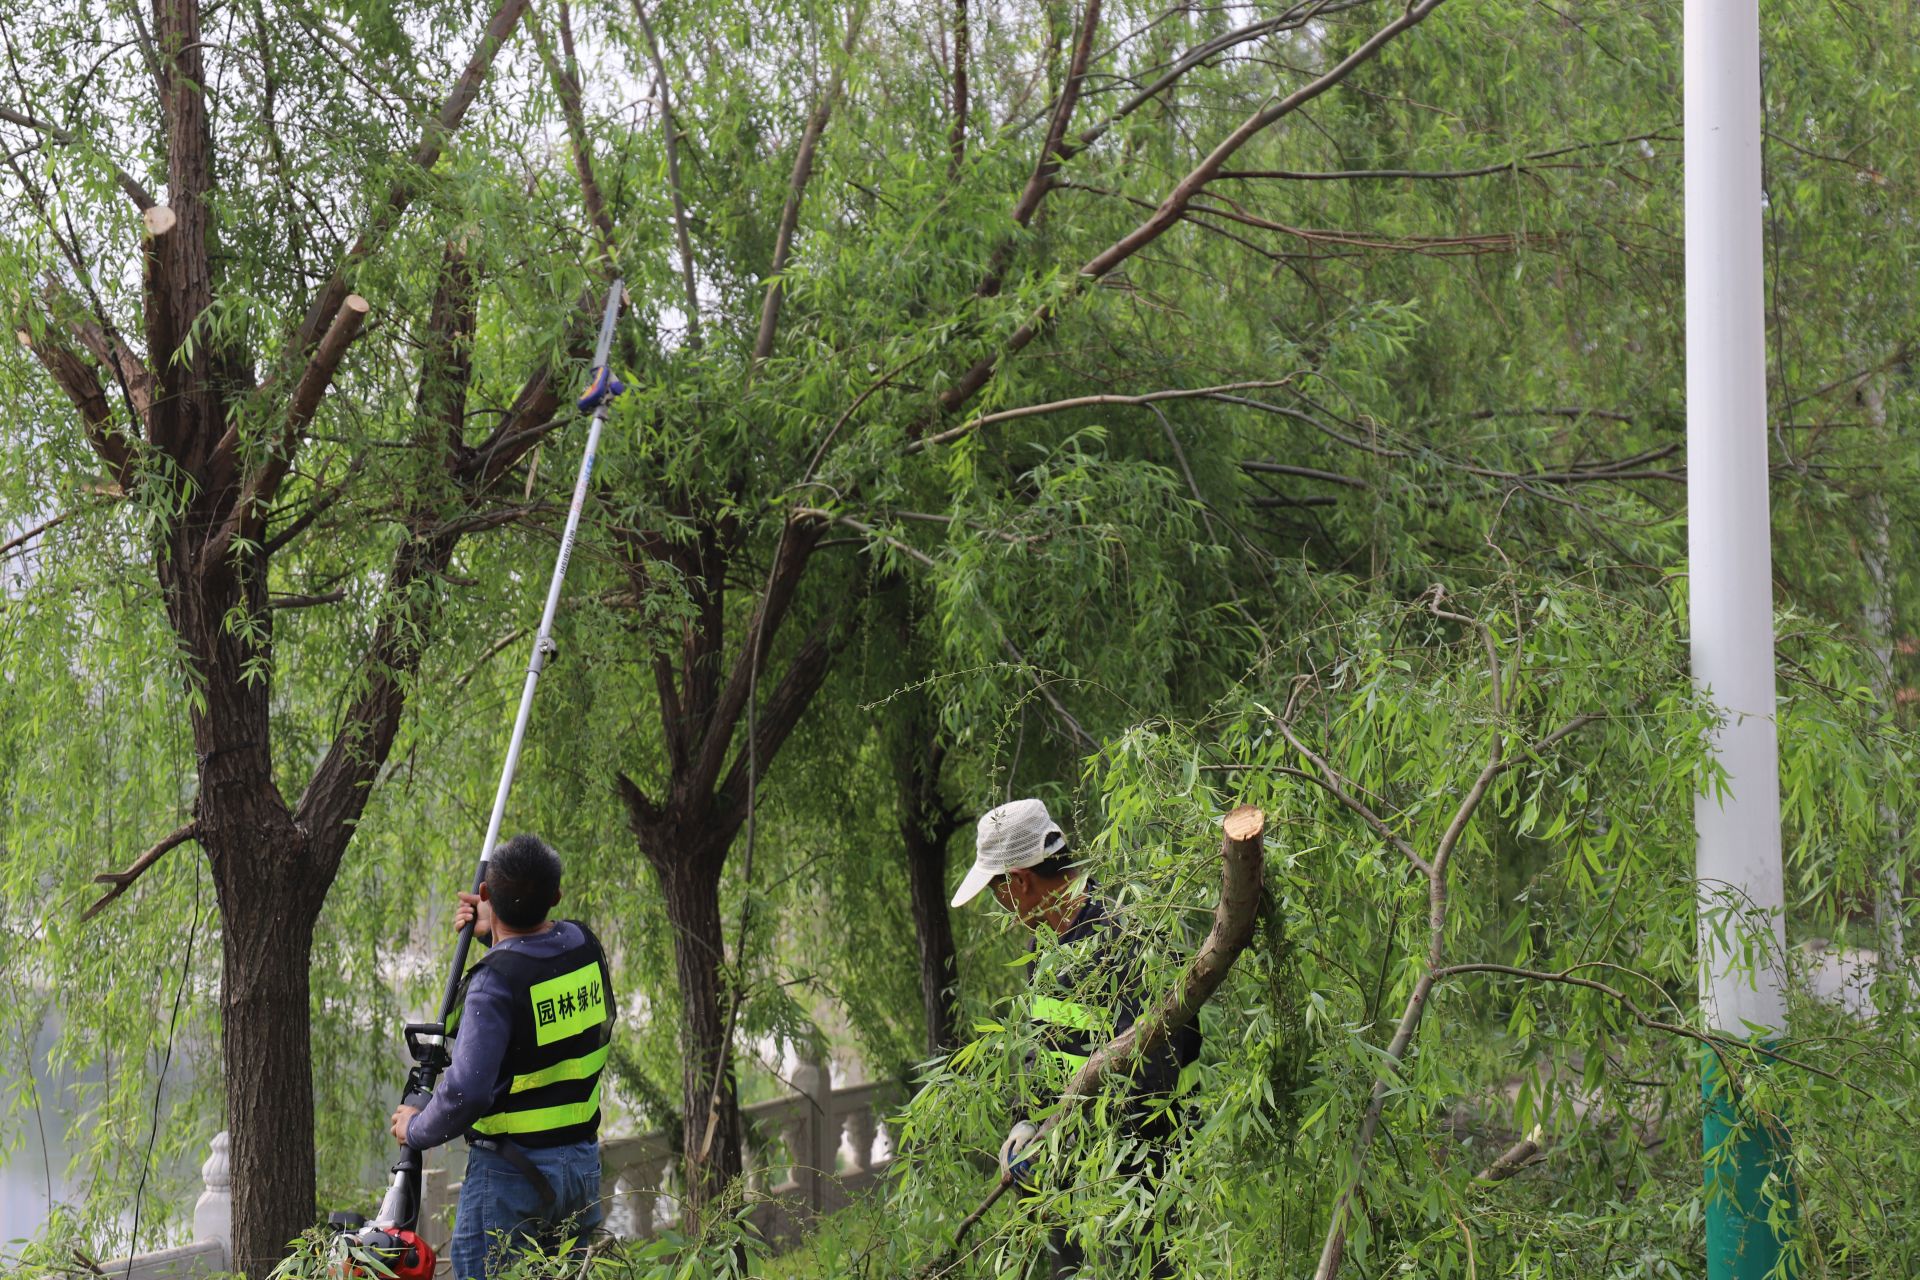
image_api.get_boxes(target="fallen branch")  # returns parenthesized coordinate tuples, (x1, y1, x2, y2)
(921, 805, 1267, 1277)
(82, 823, 199, 921)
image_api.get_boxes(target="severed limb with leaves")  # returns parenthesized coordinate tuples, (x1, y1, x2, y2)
(1283, 588, 1605, 1280)
(919, 805, 1268, 1278)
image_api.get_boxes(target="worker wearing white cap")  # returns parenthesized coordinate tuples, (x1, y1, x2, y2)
(953, 798, 1196, 1278)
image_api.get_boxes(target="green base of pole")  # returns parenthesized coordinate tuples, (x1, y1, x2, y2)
(1702, 1044, 1797, 1280)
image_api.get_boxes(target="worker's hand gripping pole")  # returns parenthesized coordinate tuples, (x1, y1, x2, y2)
(366, 280, 625, 1240)
(433, 277, 627, 1026)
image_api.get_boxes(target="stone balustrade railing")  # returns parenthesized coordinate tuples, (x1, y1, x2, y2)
(98, 1058, 896, 1277)
(421, 1054, 897, 1250)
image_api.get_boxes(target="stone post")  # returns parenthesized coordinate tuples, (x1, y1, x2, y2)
(789, 1049, 830, 1215)
(192, 1131, 231, 1263)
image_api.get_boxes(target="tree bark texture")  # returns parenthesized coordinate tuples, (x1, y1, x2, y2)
(896, 731, 963, 1057)
(654, 846, 744, 1209)
(23, 1, 550, 1261)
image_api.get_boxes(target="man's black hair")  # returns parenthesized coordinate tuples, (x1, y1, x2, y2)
(1028, 851, 1078, 879)
(487, 834, 562, 929)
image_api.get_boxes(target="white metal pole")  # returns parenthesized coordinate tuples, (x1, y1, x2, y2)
(433, 279, 626, 1023)
(1685, 3, 1793, 1274)
(1686, 0, 1784, 1043)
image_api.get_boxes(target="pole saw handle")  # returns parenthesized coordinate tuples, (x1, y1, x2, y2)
(576, 365, 626, 412)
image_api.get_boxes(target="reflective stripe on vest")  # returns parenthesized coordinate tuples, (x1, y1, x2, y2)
(1032, 996, 1104, 1034)
(471, 1081, 603, 1137)
(509, 1043, 611, 1095)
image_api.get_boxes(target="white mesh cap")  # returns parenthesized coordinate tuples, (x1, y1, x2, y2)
(950, 798, 1067, 907)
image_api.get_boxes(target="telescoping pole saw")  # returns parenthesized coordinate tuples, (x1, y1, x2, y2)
(335, 279, 628, 1277)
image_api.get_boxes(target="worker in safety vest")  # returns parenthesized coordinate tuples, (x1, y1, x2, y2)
(950, 798, 1199, 1278)
(389, 834, 615, 1280)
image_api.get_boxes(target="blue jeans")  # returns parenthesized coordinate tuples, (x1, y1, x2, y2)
(451, 1139, 604, 1280)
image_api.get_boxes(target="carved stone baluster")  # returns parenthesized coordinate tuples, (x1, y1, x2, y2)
(776, 1112, 808, 1196)
(192, 1131, 231, 1263)
(842, 1104, 877, 1175)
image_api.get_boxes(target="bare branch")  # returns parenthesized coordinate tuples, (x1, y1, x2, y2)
(0, 105, 157, 210)
(911, 379, 1300, 454)
(629, 0, 702, 348)
(268, 590, 348, 610)
(1240, 460, 1370, 489)
(82, 823, 199, 921)
(0, 509, 73, 560)
(1213, 131, 1678, 184)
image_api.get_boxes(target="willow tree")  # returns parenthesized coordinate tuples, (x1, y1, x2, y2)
(0, 0, 625, 1268)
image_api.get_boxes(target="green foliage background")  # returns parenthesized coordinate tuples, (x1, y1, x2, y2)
(3, 0, 1920, 1275)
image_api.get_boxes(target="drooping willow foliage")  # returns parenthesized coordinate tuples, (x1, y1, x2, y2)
(2, 0, 1919, 1275)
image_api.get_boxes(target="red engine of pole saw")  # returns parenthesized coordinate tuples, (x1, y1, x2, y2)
(329, 1223, 437, 1280)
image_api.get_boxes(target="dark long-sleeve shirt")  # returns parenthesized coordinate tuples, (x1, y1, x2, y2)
(1027, 892, 1199, 1138)
(406, 921, 589, 1150)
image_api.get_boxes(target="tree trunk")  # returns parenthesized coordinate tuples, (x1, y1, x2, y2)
(216, 879, 319, 1275)
(165, 539, 322, 1275)
(903, 815, 960, 1057)
(654, 848, 743, 1216)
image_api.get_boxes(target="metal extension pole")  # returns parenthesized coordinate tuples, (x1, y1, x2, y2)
(434, 278, 626, 1024)
(1683, 3, 1794, 1274)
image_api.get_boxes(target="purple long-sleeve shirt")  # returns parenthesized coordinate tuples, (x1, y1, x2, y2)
(406, 921, 588, 1150)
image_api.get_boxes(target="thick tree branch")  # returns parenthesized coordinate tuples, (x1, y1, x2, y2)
(948, 0, 969, 180)
(15, 325, 136, 490)
(41, 274, 156, 429)
(615, 769, 664, 833)
(81, 823, 200, 921)
(213, 294, 369, 559)
(973, 0, 1102, 301)
(690, 517, 823, 796)
(295, 0, 531, 354)
(753, 4, 866, 363)
(714, 609, 848, 821)
(528, 5, 616, 265)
